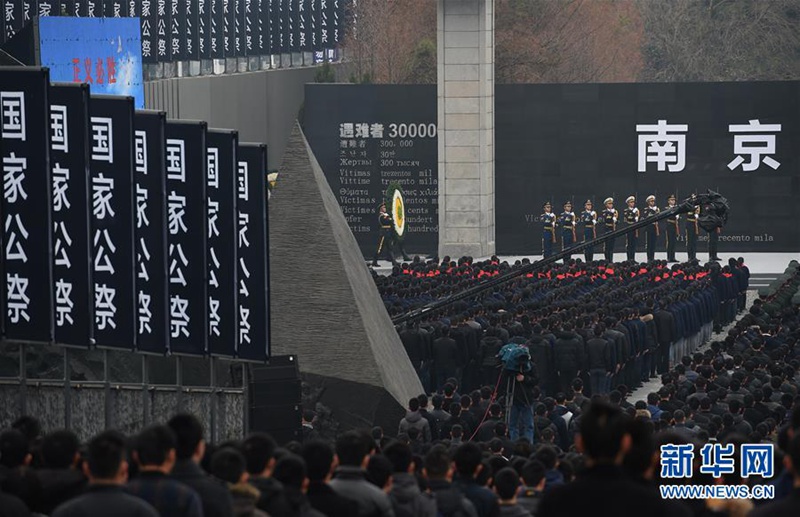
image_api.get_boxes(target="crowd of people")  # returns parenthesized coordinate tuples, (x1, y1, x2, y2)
(0, 256, 798, 517)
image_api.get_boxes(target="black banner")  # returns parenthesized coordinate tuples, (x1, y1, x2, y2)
(310, 0, 319, 51)
(243, 0, 252, 56)
(206, 129, 238, 357)
(169, 0, 184, 60)
(318, 0, 329, 50)
(209, 0, 222, 58)
(303, 84, 439, 257)
(198, 0, 208, 59)
(4, 0, 22, 41)
(165, 121, 208, 355)
(185, 0, 198, 60)
(133, 110, 169, 354)
(60, 1, 72, 16)
(236, 143, 269, 361)
(50, 83, 93, 347)
(330, 0, 340, 44)
(156, 0, 169, 61)
(278, 0, 286, 53)
(139, 0, 157, 63)
(255, 0, 265, 55)
(89, 95, 136, 349)
(21, 0, 32, 25)
(222, 0, 231, 56)
(85, 0, 98, 17)
(287, 0, 295, 52)
(104, 0, 122, 17)
(73, 0, 84, 17)
(268, 0, 280, 54)
(297, 0, 310, 52)
(232, 0, 241, 56)
(0, 67, 54, 343)
(127, 0, 135, 17)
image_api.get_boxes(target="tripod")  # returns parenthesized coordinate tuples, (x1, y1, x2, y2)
(504, 368, 535, 444)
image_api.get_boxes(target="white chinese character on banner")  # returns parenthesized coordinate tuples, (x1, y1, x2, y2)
(138, 291, 152, 335)
(90, 117, 114, 163)
(92, 174, 115, 219)
(55, 279, 74, 326)
(167, 192, 187, 234)
(208, 199, 219, 237)
(339, 122, 354, 138)
(209, 298, 220, 337)
(169, 243, 189, 286)
(636, 119, 688, 173)
(3, 153, 27, 203)
(239, 257, 250, 297)
(370, 123, 384, 138)
(209, 248, 220, 288)
(170, 296, 190, 338)
(5, 214, 29, 263)
(136, 185, 149, 228)
(93, 229, 116, 274)
(134, 131, 148, 174)
(7, 273, 30, 323)
(51, 105, 68, 152)
(237, 162, 249, 201)
(238, 212, 250, 248)
(54, 221, 73, 269)
(52, 163, 70, 212)
(239, 306, 251, 344)
(1, 92, 26, 141)
(166, 139, 186, 181)
(138, 237, 151, 281)
(727, 119, 781, 172)
(207, 148, 219, 188)
(95, 284, 117, 329)
(355, 123, 369, 138)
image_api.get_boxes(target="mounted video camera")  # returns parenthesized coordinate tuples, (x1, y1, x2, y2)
(497, 343, 532, 372)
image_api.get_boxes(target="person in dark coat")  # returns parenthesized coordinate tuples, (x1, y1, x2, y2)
(210, 447, 268, 517)
(453, 442, 500, 517)
(493, 468, 532, 517)
(537, 402, 675, 517)
(423, 445, 478, 517)
(383, 441, 437, 517)
(553, 323, 585, 394)
(52, 431, 158, 517)
(302, 440, 359, 517)
(242, 432, 293, 516)
(328, 432, 395, 517)
(527, 326, 555, 396)
(433, 327, 459, 391)
(586, 325, 613, 396)
(0, 490, 29, 517)
(33, 429, 87, 515)
(751, 434, 800, 517)
(168, 414, 234, 517)
(479, 327, 505, 388)
(272, 455, 325, 517)
(126, 425, 203, 517)
(654, 304, 676, 375)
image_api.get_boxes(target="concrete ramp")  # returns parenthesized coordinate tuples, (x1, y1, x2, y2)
(269, 122, 423, 432)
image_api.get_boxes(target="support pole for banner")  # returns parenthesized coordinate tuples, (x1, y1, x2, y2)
(64, 348, 72, 429)
(19, 344, 27, 416)
(103, 349, 112, 429)
(142, 356, 150, 426)
(210, 356, 217, 444)
(176, 356, 184, 413)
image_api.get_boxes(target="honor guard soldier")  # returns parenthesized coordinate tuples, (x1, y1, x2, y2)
(581, 199, 597, 262)
(685, 204, 700, 262)
(372, 202, 398, 266)
(601, 197, 618, 262)
(664, 194, 680, 262)
(559, 201, 576, 261)
(643, 195, 660, 262)
(623, 196, 640, 261)
(541, 201, 557, 258)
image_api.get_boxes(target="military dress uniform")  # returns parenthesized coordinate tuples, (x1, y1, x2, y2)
(643, 195, 660, 262)
(685, 205, 700, 261)
(623, 196, 640, 261)
(372, 205, 397, 266)
(559, 202, 576, 261)
(581, 201, 597, 263)
(541, 202, 557, 258)
(664, 194, 680, 262)
(601, 198, 618, 262)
